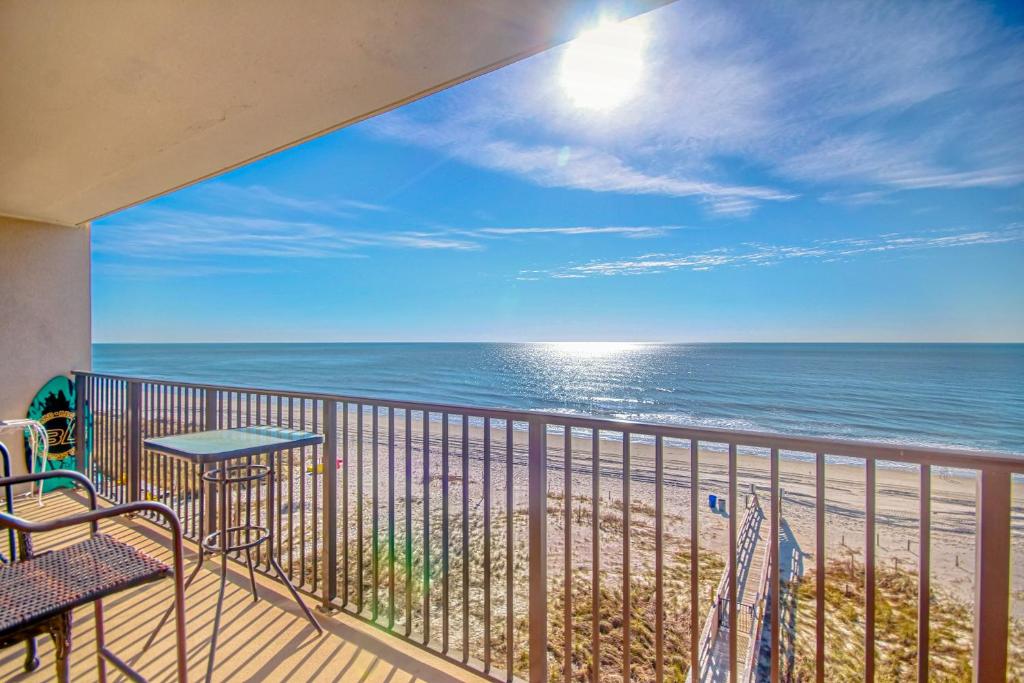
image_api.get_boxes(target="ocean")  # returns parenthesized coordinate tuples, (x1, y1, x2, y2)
(92, 343, 1024, 456)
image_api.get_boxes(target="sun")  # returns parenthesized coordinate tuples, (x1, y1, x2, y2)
(560, 18, 647, 110)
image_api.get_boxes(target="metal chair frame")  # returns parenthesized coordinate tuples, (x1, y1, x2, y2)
(0, 468, 188, 682)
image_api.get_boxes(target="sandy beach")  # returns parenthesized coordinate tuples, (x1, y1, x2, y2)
(321, 412, 1024, 679)
(351, 413, 1023, 608)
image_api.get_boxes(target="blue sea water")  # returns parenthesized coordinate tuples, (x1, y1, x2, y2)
(92, 343, 1024, 455)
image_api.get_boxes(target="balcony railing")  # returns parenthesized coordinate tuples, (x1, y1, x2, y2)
(71, 371, 1023, 682)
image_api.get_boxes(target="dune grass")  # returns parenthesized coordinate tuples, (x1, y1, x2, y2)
(785, 557, 1024, 682)
(545, 550, 725, 682)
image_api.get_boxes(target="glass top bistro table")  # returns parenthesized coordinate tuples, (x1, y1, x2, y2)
(143, 426, 324, 681)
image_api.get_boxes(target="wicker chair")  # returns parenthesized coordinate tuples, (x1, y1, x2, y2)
(0, 468, 188, 682)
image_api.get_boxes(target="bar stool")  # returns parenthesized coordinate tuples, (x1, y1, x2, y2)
(148, 458, 322, 682)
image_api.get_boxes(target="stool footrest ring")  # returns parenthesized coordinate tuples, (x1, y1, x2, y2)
(202, 464, 270, 485)
(202, 525, 270, 553)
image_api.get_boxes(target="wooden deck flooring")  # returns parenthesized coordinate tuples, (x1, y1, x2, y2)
(0, 490, 488, 683)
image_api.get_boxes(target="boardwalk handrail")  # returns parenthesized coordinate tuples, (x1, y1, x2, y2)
(72, 370, 1023, 683)
(745, 501, 775, 683)
(690, 494, 764, 682)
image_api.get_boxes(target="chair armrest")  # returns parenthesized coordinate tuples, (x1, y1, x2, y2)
(1, 501, 179, 537)
(0, 501, 185, 563)
(0, 469, 98, 513)
(0, 471, 186, 577)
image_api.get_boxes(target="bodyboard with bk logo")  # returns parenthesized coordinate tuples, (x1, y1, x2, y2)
(25, 375, 92, 491)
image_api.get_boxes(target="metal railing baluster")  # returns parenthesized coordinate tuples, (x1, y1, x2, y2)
(323, 399, 338, 608)
(527, 417, 547, 683)
(918, 465, 930, 683)
(729, 443, 738, 683)
(504, 419, 513, 682)
(442, 413, 450, 653)
(116, 378, 122, 497)
(178, 386, 185, 526)
(372, 406, 380, 622)
(107, 377, 114, 500)
(128, 380, 141, 504)
(300, 398, 307, 585)
(622, 432, 631, 683)
(461, 413, 470, 661)
(287, 398, 294, 579)
(655, 434, 664, 683)
(276, 395, 284, 572)
(314, 399, 322, 591)
(815, 452, 825, 683)
(423, 412, 431, 645)
(866, 458, 876, 683)
(261, 394, 270, 568)
(690, 439, 699, 680)
(342, 402, 349, 606)
(483, 416, 492, 670)
(356, 403, 364, 613)
(104, 377, 109, 497)
(591, 428, 600, 683)
(770, 447, 780, 683)
(388, 406, 396, 629)
(405, 408, 413, 637)
(564, 425, 573, 683)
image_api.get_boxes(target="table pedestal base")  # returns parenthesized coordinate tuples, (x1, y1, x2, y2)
(146, 463, 322, 682)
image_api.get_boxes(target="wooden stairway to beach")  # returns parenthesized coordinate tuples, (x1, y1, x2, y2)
(696, 494, 769, 683)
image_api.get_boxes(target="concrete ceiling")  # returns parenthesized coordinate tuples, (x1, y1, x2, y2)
(0, 0, 665, 227)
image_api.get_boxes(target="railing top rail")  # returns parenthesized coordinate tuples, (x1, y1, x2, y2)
(73, 370, 1024, 471)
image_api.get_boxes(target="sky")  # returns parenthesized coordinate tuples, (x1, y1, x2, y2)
(92, 0, 1024, 343)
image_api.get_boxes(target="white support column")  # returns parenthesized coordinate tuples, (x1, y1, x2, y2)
(0, 216, 91, 484)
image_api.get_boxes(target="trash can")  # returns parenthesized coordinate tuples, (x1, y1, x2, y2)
(708, 494, 717, 511)
(717, 498, 726, 514)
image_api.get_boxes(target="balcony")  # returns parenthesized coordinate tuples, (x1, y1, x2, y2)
(5, 370, 1022, 682)
(0, 489, 486, 682)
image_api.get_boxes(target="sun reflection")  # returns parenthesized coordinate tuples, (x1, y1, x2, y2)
(539, 341, 645, 358)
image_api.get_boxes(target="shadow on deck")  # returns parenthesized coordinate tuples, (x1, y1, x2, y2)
(0, 490, 487, 683)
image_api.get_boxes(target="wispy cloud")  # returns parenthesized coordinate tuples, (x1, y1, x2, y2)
(370, 116, 795, 217)
(366, 0, 1024, 213)
(777, 135, 1024, 191)
(201, 183, 390, 216)
(472, 225, 675, 238)
(529, 225, 1024, 279)
(94, 210, 482, 260)
(819, 190, 897, 207)
(95, 206, 677, 265)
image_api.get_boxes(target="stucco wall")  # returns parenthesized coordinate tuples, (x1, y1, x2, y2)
(0, 216, 91, 478)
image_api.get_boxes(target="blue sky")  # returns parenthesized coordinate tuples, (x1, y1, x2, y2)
(93, 0, 1024, 343)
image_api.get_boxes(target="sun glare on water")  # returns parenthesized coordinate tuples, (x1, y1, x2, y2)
(560, 18, 647, 110)
(541, 341, 644, 358)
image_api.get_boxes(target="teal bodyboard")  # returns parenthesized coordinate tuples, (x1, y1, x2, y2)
(25, 375, 92, 492)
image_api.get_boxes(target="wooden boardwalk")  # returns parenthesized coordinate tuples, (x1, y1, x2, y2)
(697, 495, 770, 683)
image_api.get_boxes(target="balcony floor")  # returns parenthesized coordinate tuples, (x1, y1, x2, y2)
(0, 490, 487, 683)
